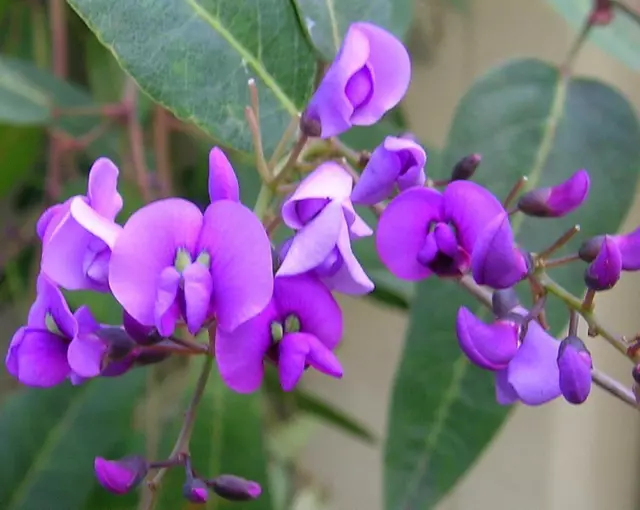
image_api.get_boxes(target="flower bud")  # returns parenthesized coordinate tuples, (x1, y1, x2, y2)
(584, 235, 621, 291)
(183, 478, 209, 504)
(456, 307, 519, 370)
(589, 0, 614, 25)
(578, 235, 604, 262)
(517, 169, 590, 218)
(123, 311, 162, 345)
(300, 111, 322, 137)
(207, 474, 262, 501)
(633, 364, 640, 385)
(492, 288, 521, 319)
(557, 335, 592, 404)
(94, 456, 148, 494)
(451, 153, 481, 181)
(134, 350, 171, 366)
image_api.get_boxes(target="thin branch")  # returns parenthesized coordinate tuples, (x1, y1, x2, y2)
(591, 368, 637, 409)
(537, 225, 580, 260)
(123, 79, 153, 202)
(152, 106, 173, 197)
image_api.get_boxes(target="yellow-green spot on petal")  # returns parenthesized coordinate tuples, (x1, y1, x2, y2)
(284, 314, 300, 334)
(196, 251, 211, 269)
(174, 248, 192, 272)
(45, 313, 61, 335)
(270, 321, 284, 343)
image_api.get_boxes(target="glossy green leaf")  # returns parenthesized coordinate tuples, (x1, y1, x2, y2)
(0, 370, 146, 510)
(0, 125, 44, 197)
(547, 0, 640, 71)
(157, 362, 272, 510)
(67, 0, 316, 155)
(385, 58, 640, 509)
(264, 368, 376, 444)
(0, 56, 120, 158)
(0, 58, 50, 124)
(291, 0, 413, 60)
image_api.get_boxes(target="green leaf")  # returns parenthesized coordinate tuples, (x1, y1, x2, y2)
(0, 125, 44, 197)
(264, 368, 376, 444)
(0, 56, 120, 158)
(291, 0, 413, 60)
(384, 58, 640, 509)
(157, 362, 272, 510)
(0, 370, 146, 510)
(547, 0, 640, 71)
(66, 0, 316, 155)
(0, 58, 50, 124)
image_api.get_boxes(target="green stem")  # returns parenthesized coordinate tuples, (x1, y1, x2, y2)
(144, 355, 213, 508)
(253, 184, 274, 221)
(535, 272, 630, 358)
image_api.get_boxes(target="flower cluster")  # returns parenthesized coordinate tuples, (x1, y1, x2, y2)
(5, 18, 636, 504)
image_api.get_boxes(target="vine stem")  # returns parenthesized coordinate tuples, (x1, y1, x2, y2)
(144, 355, 213, 509)
(456, 275, 638, 410)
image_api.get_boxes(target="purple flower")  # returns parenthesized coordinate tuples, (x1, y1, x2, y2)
(207, 475, 262, 501)
(208, 146, 240, 202)
(471, 213, 529, 289)
(39, 158, 123, 292)
(496, 320, 561, 406)
(108, 197, 273, 336)
(351, 136, 427, 205)
(456, 307, 519, 370)
(579, 227, 640, 271)
(94, 456, 148, 495)
(278, 162, 373, 294)
(376, 181, 504, 281)
(5, 274, 77, 387)
(517, 169, 590, 217)
(584, 235, 621, 291)
(215, 275, 343, 393)
(183, 479, 209, 504)
(557, 336, 592, 404)
(302, 22, 411, 138)
(67, 308, 137, 378)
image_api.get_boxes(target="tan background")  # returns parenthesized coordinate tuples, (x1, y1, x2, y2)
(299, 1, 640, 509)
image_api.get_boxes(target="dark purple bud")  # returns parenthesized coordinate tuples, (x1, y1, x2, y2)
(557, 335, 592, 404)
(451, 153, 481, 181)
(633, 364, 640, 385)
(123, 311, 162, 345)
(471, 213, 529, 289)
(207, 475, 262, 502)
(183, 478, 209, 504)
(517, 169, 590, 218)
(578, 235, 605, 262)
(134, 350, 170, 366)
(94, 456, 148, 495)
(584, 235, 621, 291)
(492, 288, 521, 319)
(95, 327, 137, 360)
(299, 111, 322, 137)
(456, 306, 519, 370)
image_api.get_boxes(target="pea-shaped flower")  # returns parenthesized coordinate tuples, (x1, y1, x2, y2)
(215, 275, 343, 393)
(351, 135, 427, 205)
(39, 158, 123, 292)
(376, 181, 504, 280)
(517, 169, 590, 217)
(584, 235, 621, 291)
(302, 22, 411, 138)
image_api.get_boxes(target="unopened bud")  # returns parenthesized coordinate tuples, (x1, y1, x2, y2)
(632, 364, 640, 385)
(557, 336, 592, 404)
(300, 110, 322, 137)
(134, 350, 170, 366)
(584, 235, 621, 291)
(517, 169, 590, 218)
(183, 478, 209, 504)
(451, 153, 481, 181)
(207, 474, 262, 501)
(578, 235, 604, 263)
(123, 311, 162, 345)
(589, 0, 614, 25)
(94, 456, 148, 494)
(492, 288, 521, 319)
(96, 327, 137, 360)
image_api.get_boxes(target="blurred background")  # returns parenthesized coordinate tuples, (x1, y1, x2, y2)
(1, 1, 640, 509)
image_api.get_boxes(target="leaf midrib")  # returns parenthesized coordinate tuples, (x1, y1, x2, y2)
(0, 64, 49, 112)
(392, 69, 569, 510)
(184, 0, 299, 115)
(6, 385, 91, 510)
